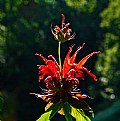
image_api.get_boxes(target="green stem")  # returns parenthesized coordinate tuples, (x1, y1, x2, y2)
(58, 41, 62, 77)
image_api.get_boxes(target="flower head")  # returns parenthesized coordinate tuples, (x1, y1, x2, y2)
(51, 14, 75, 42)
(33, 44, 99, 110)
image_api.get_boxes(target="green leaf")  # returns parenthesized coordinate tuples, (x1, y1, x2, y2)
(37, 101, 63, 121)
(62, 102, 72, 121)
(46, 101, 62, 119)
(37, 110, 52, 121)
(71, 106, 91, 121)
(0, 96, 4, 112)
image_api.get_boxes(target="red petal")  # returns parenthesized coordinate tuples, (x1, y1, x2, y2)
(77, 51, 100, 68)
(75, 94, 87, 99)
(38, 74, 45, 82)
(54, 25, 61, 32)
(62, 44, 75, 77)
(67, 69, 76, 78)
(35, 53, 48, 64)
(75, 69, 84, 80)
(70, 43, 85, 64)
(38, 66, 50, 75)
(81, 67, 97, 81)
(44, 76, 52, 83)
(38, 65, 54, 78)
(61, 14, 65, 28)
(48, 55, 60, 71)
(47, 60, 58, 78)
(38, 65, 47, 70)
(67, 77, 79, 85)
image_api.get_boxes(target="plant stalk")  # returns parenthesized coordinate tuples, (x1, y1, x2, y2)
(58, 41, 62, 78)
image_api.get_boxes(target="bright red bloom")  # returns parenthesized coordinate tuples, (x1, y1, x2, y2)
(33, 44, 99, 110)
(51, 14, 75, 42)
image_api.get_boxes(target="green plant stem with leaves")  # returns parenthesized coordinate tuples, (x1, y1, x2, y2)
(35, 14, 97, 121)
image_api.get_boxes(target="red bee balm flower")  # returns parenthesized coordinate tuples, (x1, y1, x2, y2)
(34, 44, 99, 110)
(51, 14, 75, 42)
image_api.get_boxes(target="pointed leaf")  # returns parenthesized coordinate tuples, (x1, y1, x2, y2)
(71, 106, 91, 121)
(37, 101, 62, 121)
(62, 102, 72, 121)
(46, 101, 63, 119)
(37, 110, 52, 121)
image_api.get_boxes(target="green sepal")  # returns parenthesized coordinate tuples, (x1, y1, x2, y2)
(55, 32, 70, 43)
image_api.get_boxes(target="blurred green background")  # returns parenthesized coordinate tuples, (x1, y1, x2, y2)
(0, 0, 120, 121)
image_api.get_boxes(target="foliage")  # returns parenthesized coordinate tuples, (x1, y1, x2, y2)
(0, 96, 4, 112)
(95, 0, 120, 102)
(65, 0, 96, 13)
(37, 110, 52, 121)
(37, 101, 92, 121)
(71, 106, 91, 121)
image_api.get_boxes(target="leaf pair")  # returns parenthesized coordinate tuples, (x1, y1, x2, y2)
(37, 101, 93, 121)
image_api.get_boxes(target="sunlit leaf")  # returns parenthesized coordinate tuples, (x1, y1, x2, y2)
(37, 101, 62, 121)
(37, 110, 52, 121)
(62, 102, 72, 121)
(71, 106, 91, 121)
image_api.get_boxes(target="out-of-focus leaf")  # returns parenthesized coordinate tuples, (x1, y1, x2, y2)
(36, 110, 52, 121)
(65, 0, 96, 13)
(71, 106, 91, 121)
(62, 102, 72, 121)
(0, 96, 4, 112)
